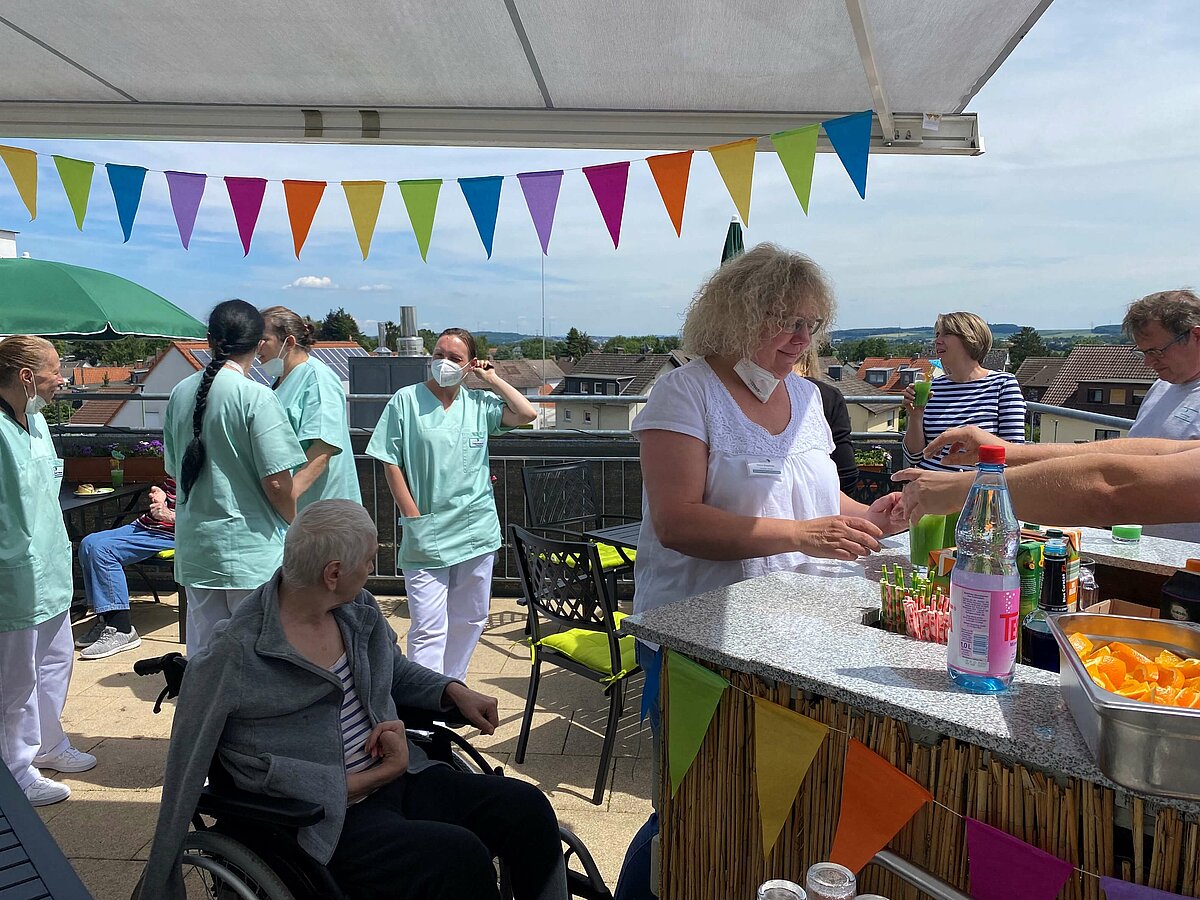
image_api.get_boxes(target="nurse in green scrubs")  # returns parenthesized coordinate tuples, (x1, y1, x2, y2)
(367, 328, 537, 680)
(258, 305, 362, 510)
(0, 336, 96, 807)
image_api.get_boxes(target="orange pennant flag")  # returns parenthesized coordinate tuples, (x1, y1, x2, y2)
(645, 150, 693, 237)
(829, 739, 932, 874)
(282, 180, 326, 259)
(708, 137, 757, 225)
(0, 145, 38, 220)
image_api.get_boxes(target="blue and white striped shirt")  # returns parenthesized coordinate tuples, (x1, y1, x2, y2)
(906, 371, 1027, 471)
(330, 654, 379, 776)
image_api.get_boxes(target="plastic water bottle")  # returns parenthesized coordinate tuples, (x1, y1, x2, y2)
(947, 445, 1021, 693)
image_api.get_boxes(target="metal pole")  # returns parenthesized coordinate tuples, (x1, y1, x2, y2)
(870, 850, 971, 900)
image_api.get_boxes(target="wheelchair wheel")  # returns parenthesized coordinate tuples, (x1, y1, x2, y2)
(180, 830, 296, 900)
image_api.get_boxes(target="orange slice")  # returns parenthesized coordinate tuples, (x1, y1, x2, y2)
(1155, 649, 1185, 668)
(1160, 666, 1187, 690)
(1084, 659, 1115, 692)
(1108, 641, 1152, 668)
(1173, 688, 1200, 709)
(1178, 659, 1200, 679)
(1091, 655, 1128, 686)
(1150, 685, 1180, 705)
(1131, 662, 1161, 685)
(1069, 633, 1095, 657)
(1115, 680, 1150, 702)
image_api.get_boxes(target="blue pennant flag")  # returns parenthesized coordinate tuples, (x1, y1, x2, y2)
(105, 163, 148, 242)
(640, 645, 662, 723)
(458, 175, 503, 258)
(823, 110, 873, 199)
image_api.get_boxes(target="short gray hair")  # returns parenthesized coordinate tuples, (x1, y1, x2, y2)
(282, 500, 378, 588)
(1123, 290, 1200, 338)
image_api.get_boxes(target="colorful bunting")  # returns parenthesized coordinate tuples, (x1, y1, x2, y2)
(517, 170, 563, 255)
(342, 180, 385, 260)
(459, 175, 503, 258)
(1099, 877, 1190, 900)
(282, 179, 326, 259)
(398, 179, 442, 262)
(52, 156, 94, 231)
(708, 137, 757, 225)
(105, 164, 147, 243)
(666, 652, 729, 796)
(965, 818, 1074, 900)
(640, 645, 662, 723)
(770, 125, 820, 215)
(224, 176, 268, 256)
(823, 110, 873, 199)
(829, 739, 931, 874)
(583, 161, 630, 249)
(0, 145, 38, 219)
(753, 698, 828, 858)
(645, 150, 692, 237)
(164, 171, 206, 249)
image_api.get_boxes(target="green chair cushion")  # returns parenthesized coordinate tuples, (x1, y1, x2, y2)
(537, 611, 636, 683)
(154, 549, 175, 560)
(595, 542, 635, 570)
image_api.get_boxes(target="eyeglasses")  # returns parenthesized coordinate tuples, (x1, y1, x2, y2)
(1131, 331, 1189, 361)
(785, 317, 824, 335)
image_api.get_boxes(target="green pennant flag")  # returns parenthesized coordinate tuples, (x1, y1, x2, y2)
(667, 652, 729, 796)
(398, 179, 442, 262)
(770, 125, 820, 215)
(53, 155, 95, 230)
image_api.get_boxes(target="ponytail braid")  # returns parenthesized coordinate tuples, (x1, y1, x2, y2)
(179, 351, 227, 499)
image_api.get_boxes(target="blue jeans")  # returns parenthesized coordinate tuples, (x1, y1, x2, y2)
(78, 522, 174, 614)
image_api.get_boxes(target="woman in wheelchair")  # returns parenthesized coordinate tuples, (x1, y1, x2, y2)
(138, 500, 569, 900)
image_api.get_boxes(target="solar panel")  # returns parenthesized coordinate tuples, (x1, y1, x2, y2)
(190, 346, 366, 387)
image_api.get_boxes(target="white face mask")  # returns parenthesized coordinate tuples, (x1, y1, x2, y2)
(23, 379, 47, 416)
(260, 344, 287, 380)
(732, 358, 779, 403)
(430, 358, 465, 388)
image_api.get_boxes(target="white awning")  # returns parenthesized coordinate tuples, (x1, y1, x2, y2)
(0, 0, 1052, 154)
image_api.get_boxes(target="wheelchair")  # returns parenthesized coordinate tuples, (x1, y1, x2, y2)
(134, 652, 613, 900)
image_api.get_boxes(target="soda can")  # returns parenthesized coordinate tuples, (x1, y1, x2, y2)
(1017, 541, 1044, 650)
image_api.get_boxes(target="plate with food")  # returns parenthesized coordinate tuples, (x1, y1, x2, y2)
(73, 484, 115, 497)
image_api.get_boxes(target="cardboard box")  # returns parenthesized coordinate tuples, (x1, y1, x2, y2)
(1082, 599, 1160, 619)
(1022, 525, 1084, 610)
(929, 547, 956, 587)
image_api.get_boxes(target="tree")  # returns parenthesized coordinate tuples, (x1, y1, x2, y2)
(318, 308, 365, 343)
(838, 336, 891, 362)
(562, 327, 596, 361)
(1006, 326, 1048, 372)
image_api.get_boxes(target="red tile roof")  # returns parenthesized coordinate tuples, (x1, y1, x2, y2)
(1040, 346, 1157, 406)
(71, 366, 132, 386)
(1013, 356, 1065, 389)
(855, 357, 934, 392)
(68, 385, 141, 426)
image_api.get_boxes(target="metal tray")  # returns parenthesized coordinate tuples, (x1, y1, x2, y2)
(1049, 612, 1200, 800)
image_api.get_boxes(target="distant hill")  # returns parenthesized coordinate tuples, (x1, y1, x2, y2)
(831, 323, 1019, 342)
(1092, 324, 1123, 334)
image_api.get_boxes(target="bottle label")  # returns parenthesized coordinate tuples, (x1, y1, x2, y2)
(948, 573, 1020, 676)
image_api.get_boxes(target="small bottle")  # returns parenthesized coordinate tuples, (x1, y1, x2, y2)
(947, 445, 1022, 693)
(806, 863, 857, 900)
(1020, 538, 1069, 671)
(758, 880, 807, 899)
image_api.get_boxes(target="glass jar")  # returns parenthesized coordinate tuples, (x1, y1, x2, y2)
(805, 862, 857, 900)
(758, 880, 807, 899)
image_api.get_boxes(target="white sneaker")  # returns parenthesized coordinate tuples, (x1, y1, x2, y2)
(33, 745, 97, 773)
(25, 776, 71, 807)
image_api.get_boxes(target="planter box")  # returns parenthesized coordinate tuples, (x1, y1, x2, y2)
(857, 464, 885, 473)
(64, 457, 167, 485)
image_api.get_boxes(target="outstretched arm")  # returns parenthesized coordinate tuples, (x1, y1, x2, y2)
(923, 425, 1194, 469)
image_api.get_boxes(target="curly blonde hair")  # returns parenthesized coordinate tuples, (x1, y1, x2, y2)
(681, 243, 835, 361)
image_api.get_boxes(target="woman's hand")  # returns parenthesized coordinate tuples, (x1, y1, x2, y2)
(364, 720, 407, 758)
(922, 426, 1007, 468)
(444, 682, 499, 735)
(891, 468, 974, 521)
(901, 383, 921, 415)
(469, 359, 500, 386)
(864, 492, 908, 536)
(794, 516, 883, 560)
(347, 722, 410, 800)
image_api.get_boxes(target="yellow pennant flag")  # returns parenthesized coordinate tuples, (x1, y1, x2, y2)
(754, 697, 828, 858)
(341, 181, 386, 260)
(708, 137, 757, 225)
(0, 146, 38, 220)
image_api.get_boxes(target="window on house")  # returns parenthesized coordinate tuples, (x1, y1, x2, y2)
(606, 383, 617, 395)
(595, 382, 604, 394)
(584, 412, 593, 424)
(1095, 429, 1121, 441)
(866, 369, 888, 386)
(1133, 389, 1147, 406)
(1086, 389, 1104, 404)
(563, 409, 572, 422)
(580, 383, 590, 394)
(1109, 388, 1127, 405)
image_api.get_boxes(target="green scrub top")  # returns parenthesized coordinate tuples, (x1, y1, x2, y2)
(164, 367, 307, 590)
(274, 356, 362, 510)
(366, 383, 508, 571)
(0, 407, 72, 632)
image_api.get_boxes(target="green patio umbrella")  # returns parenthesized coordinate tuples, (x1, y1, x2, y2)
(720, 217, 744, 264)
(0, 258, 206, 339)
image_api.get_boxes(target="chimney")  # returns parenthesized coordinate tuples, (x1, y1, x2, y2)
(373, 322, 393, 356)
(0, 229, 17, 259)
(827, 364, 842, 381)
(395, 305, 425, 356)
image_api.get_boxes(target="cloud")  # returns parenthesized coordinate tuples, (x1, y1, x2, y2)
(358, 283, 393, 292)
(283, 275, 337, 290)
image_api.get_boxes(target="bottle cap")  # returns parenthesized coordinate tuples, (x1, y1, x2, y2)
(1044, 538, 1068, 557)
(978, 445, 1005, 465)
(1186, 559, 1200, 574)
(1112, 524, 1143, 542)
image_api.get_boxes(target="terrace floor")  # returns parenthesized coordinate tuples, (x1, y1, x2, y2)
(37, 592, 652, 899)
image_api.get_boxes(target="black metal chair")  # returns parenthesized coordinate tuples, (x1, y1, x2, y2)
(0, 767, 91, 899)
(847, 470, 893, 505)
(510, 525, 640, 805)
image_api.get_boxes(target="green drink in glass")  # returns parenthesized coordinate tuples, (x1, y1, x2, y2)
(912, 376, 932, 408)
(110, 467, 124, 488)
(909, 514, 946, 570)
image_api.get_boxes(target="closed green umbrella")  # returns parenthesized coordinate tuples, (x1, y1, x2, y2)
(0, 258, 206, 339)
(720, 217, 744, 264)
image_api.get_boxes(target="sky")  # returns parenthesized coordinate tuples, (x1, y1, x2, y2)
(2, 0, 1198, 339)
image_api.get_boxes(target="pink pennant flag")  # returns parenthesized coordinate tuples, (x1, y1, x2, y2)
(582, 161, 630, 249)
(1099, 877, 1190, 900)
(164, 171, 206, 250)
(224, 176, 268, 256)
(966, 818, 1074, 900)
(517, 170, 562, 255)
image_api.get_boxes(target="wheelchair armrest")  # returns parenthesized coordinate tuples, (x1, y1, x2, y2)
(196, 785, 326, 829)
(395, 704, 472, 730)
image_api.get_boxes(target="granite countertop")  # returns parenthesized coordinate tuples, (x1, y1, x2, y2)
(1077, 526, 1197, 576)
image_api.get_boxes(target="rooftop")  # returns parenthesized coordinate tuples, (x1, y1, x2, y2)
(1014, 356, 1066, 390)
(807, 357, 895, 413)
(855, 357, 934, 393)
(551, 352, 676, 396)
(1041, 345, 1158, 406)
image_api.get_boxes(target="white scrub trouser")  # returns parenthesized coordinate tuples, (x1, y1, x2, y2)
(403, 552, 495, 681)
(185, 587, 256, 657)
(0, 612, 74, 790)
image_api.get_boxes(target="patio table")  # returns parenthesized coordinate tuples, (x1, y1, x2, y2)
(582, 521, 641, 553)
(60, 482, 150, 606)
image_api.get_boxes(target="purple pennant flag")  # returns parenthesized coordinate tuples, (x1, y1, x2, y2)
(583, 161, 630, 249)
(966, 818, 1074, 900)
(224, 176, 268, 256)
(164, 171, 206, 249)
(1099, 877, 1190, 900)
(517, 170, 562, 255)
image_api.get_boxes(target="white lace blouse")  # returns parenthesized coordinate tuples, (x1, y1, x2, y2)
(631, 359, 841, 617)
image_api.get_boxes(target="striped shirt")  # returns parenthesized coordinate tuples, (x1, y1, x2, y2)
(330, 654, 379, 776)
(906, 371, 1027, 472)
(135, 478, 177, 535)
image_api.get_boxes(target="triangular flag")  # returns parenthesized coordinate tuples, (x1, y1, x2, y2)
(645, 150, 692, 237)
(582, 161, 630, 249)
(1099, 876, 1191, 900)
(342, 180, 386, 260)
(282, 179, 326, 259)
(829, 739, 932, 873)
(823, 110, 873, 199)
(105, 163, 147, 243)
(517, 170, 563, 255)
(708, 137, 757, 225)
(770, 125, 820, 215)
(52, 156, 94, 231)
(966, 818, 1073, 900)
(398, 179, 442, 262)
(753, 698, 828, 858)
(459, 175, 503, 259)
(640, 645, 662, 723)
(164, 171, 206, 250)
(666, 652, 728, 796)
(0, 145, 38, 219)
(224, 176, 268, 256)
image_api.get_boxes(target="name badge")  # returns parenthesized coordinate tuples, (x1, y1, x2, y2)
(747, 459, 783, 477)
(468, 437, 485, 448)
(53, 457, 64, 479)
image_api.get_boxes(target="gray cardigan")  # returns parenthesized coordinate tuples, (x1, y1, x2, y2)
(137, 573, 457, 900)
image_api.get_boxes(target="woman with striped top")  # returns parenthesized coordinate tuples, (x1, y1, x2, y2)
(902, 311, 1026, 471)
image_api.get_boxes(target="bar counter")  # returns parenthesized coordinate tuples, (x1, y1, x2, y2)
(624, 532, 1200, 900)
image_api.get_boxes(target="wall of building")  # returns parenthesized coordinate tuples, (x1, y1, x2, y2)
(108, 349, 195, 428)
(1037, 413, 1128, 444)
(555, 402, 637, 431)
(847, 405, 898, 434)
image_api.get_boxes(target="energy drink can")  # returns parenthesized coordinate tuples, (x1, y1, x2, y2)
(1017, 541, 1043, 655)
